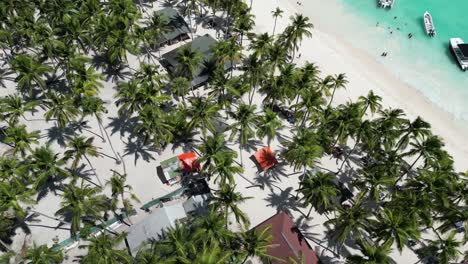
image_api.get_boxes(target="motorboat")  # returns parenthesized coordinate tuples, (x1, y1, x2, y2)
(379, 0, 395, 9)
(424, 11, 436, 37)
(449, 38, 468, 71)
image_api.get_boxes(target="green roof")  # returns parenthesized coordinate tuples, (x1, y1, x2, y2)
(155, 8, 190, 45)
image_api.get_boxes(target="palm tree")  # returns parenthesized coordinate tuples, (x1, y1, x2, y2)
(3, 124, 40, 157)
(298, 171, 339, 217)
(281, 128, 323, 172)
(106, 170, 140, 218)
(0, 182, 35, 220)
(143, 11, 171, 50)
(358, 90, 382, 116)
(396, 116, 431, 151)
(68, 63, 104, 97)
(55, 183, 109, 236)
(29, 145, 69, 193)
(64, 136, 102, 186)
(234, 13, 255, 46)
(346, 239, 395, 264)
(256, 108, 283, 147)
(43, 91, 80, 128)
(210, 183, 252, 228)
(24, 243, 64, 264)
(327, 73, 348, 108)
(175, 46, 205, 82)
(0, 94, 38, 124)
(240, 225, 275, 264)
(115, 79, 142, 117)
(353, 165, 394, 202)
(396, 135, 444, 185)
(209, 153, 243, 185)
(79, 233, 132, 264)
(250, 33, 273, 60)
(171, 76, 190, 102)
(197, 133, 236, 170)
(9, 54, 52, 94)
(280, 14, 313, 60)
(418, 231, 462, 264)
(325, 199, 373, 245)
(189, 241, 233, 264)
(227, 103, 257, 166)
(373, 208, 420, 252)
(191, 209, 235, 245)
(80, 95, 119, 163)
(187, 95, 220, 137)
(271, 7, 284, 35)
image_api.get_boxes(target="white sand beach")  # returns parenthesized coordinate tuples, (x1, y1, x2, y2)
(265, 0, 468, 172)
(2, 0, 467, 263)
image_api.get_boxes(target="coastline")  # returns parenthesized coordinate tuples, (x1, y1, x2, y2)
(254, 0, 468, 171)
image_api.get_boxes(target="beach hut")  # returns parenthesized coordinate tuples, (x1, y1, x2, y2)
(252, 147, 278, 172)
(159, 34, 233, 87)
(127, 204, 187, 256)
(155, 8, 191, 47)
(253, 211, 320, 264)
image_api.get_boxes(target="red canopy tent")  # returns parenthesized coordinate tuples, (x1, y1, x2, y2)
(253, 147, 278, 172)
(178, 152, 200, 173)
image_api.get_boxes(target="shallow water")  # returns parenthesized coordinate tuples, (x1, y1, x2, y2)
(303, 0, 468, 120)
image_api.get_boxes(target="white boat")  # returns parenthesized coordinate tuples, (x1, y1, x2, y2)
(379, 0, 395, 9)
(449, 38, 468, 71)
(424, 12, 436, 37)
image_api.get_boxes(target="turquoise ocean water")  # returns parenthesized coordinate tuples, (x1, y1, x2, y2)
(308, 0, 468, 120)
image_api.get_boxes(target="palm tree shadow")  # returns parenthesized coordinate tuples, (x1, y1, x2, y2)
(45, 74, 69, 94)
(161, 0, 178, 8)
(35, 179, 65, 202)
(46, 126, 75, 147)
(91, 54, 132, 82)
(107, 116, 139, 138)
(67, 164, 100, 187)
(123, 136, 157, 165)
(0, 67, 14, 88)
(264, 187, 304, 215)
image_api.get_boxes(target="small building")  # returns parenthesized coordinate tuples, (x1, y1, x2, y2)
(127, 204, 187, 256)
(155, 8, 190, 46)
(254, 211, 320, 264)
(160, 34, 232, 87)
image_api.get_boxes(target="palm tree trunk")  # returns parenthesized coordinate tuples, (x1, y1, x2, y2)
(239, 143, 244, 166)
(307, 205, 314, 218)
(395, 153, 422, 186)
(98, 119, 121, 164)
(225, 207, 229, 228)
(295, 166, 307, 199)
(84, 155, 103, 187)
(327, 87, 337, 108)
(272, 18, 278, 35)
(338, 135, 360, 173)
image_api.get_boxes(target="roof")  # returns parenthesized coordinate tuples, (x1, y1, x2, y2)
(459, 43, 468, 59)
(155, 8, 190, 45)
(127, 204, 187, 256)
(255, 211, 319, 264)
(183, 193, 211, 214)
(178, 152, 200, 173)
(253, 147, 278, 171)
(160, 34, 232, 86)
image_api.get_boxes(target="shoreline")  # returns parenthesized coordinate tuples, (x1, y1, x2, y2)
(260, 0, 468, 171)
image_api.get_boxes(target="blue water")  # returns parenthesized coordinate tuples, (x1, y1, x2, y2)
(306, 0, 468, 120)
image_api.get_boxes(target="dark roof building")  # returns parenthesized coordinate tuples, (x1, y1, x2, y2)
(155, 8, 190, 46)
(255, 211, 320, 264)
(160, 34, 231, 87)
